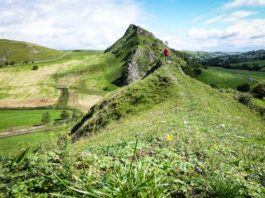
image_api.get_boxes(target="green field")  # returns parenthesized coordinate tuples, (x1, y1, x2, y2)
(0, 39, 63, 65)
(0, 50, 122, 111)
(0, 110, 62, 132)
(197, 67, 265, 89)
(0, 125, 69, 156)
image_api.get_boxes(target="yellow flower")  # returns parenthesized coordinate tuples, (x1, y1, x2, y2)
(165, 133, 173, 142)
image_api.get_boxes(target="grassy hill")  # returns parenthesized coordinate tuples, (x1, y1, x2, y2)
(0, 25, 265, 197)
(0, 39, 63, 65)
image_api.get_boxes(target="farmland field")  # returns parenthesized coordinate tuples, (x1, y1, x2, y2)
(0, 110, 62, 132)
(197, 67, 265, 89)
(0, 51, 121, 110)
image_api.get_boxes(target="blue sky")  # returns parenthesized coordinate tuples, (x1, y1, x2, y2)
(0, 0, 265, 51)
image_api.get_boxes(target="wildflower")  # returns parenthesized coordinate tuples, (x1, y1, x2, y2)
(165, 133, 173, 142)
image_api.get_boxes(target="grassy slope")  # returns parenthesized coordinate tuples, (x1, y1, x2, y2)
(197, 67, 265, 89)
(0, 110, 62, 131)
(0, 39, 63, 65)
(1, 64, 264, 197)
(0, 51, 122, 110)
(0, 125, 69, 156)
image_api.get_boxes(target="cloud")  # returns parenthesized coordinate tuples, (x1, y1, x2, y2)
(0, 0, 145, 49)
(204, 10, 255, 25)
(205, 14, 227, 25)
(224, 0, 265, 9)
(162, 18, 265, 51)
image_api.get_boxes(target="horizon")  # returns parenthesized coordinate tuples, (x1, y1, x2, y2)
(1, 0, 265, 52)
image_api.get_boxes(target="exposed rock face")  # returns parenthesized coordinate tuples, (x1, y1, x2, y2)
(105, 24, 167, 86)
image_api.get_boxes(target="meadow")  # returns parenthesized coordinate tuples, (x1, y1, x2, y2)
(1, 65, 264, 197)
(197, 67, 265, 89)
(0, 109, 62, 132)
(0, 51, 122, 111)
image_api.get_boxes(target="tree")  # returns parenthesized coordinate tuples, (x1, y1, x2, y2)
(237, 83, 251, 92)
(41, 112, 51, 124)
(252, 83, 265, 99)
(60, 110, 70, 120)
(32, 65, 38, 70)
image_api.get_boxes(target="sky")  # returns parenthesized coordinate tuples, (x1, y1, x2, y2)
(0, 0, 265, 52)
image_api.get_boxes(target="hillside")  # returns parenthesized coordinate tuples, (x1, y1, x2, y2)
(0, 39, 63, 65)
(201, 49, 265, 71)
(106, 24, 169, 85)
(0, 25, 265, 197)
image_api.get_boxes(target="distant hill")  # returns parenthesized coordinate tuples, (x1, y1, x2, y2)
(0, 39, 63, 65)
(183, 51, 241, 61)
(200, 49, 265, 71)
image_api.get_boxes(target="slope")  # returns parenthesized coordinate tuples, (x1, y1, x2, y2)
(0, 39, 63, 65)
(106, 24, 168, 85)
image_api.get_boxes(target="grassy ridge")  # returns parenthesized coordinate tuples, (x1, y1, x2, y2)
(197, 67, 265, 89)
(0, 39, 63, 65)
(1, 64, 264, 197)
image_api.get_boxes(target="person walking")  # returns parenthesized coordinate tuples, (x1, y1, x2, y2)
(164, 48, 170, 62)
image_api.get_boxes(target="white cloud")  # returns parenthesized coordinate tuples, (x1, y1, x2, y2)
(162, 19, 265, 51)
(224, 0, 265, 9)
(205, 14, 227, 25)
(0, 0, 145, 49)
(204, 10, 254, 25)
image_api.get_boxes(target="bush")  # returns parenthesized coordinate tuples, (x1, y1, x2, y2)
(41, 112, 51, 124)
(252, 83, 265, 99)
(10, 61, 15, 65)
(5, 61, 9, 65)
(237, 83, 251, 92)
(60, 110, 70, 120)
(237, 93, 252, 105)
(24, 60, 29, 64)
(32, 65, 38, 70)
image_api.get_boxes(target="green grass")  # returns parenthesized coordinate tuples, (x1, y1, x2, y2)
(0, 39, 63, 65)
(1, 64, 264, 197)
(197, 67, 265, 89)
(0, 110, 62, 131)
(0, 125, 69, 156)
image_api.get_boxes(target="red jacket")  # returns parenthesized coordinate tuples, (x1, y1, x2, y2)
(164, 48, 170, 57)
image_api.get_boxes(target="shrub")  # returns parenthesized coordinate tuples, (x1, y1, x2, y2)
(10, 61, 15, 65)
(32, 65, 38, 70)
(24, 60, 29, 64)
(41, 112, 51, 124)
(237, 93, 252, 105)
(5, 61, 9, 65)
(237, 83, 251, 92)
(252, 83, 265, 99)
(60, 110, 70, 120)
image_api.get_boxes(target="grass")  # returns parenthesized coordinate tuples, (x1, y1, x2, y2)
(0, 125, 69, 156)
(0, 50, 121, 110)
(0, 110, 62, 131)
(1, 62, 265, 196)
(197, 67, 265, 89)
(0, 39, 63, 65)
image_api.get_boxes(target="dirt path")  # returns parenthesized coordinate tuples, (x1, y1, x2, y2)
(0, 125, 60, 138)
(35, 51, 73, 64)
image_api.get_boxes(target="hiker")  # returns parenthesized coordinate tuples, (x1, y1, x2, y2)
(163, 48, 170, 62)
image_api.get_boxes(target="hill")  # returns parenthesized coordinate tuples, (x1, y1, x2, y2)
(0, 25, 265, 197)
(0, 39, 63, 65)
(105, 24, 168, 85)
(201, 49, 265, 71)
